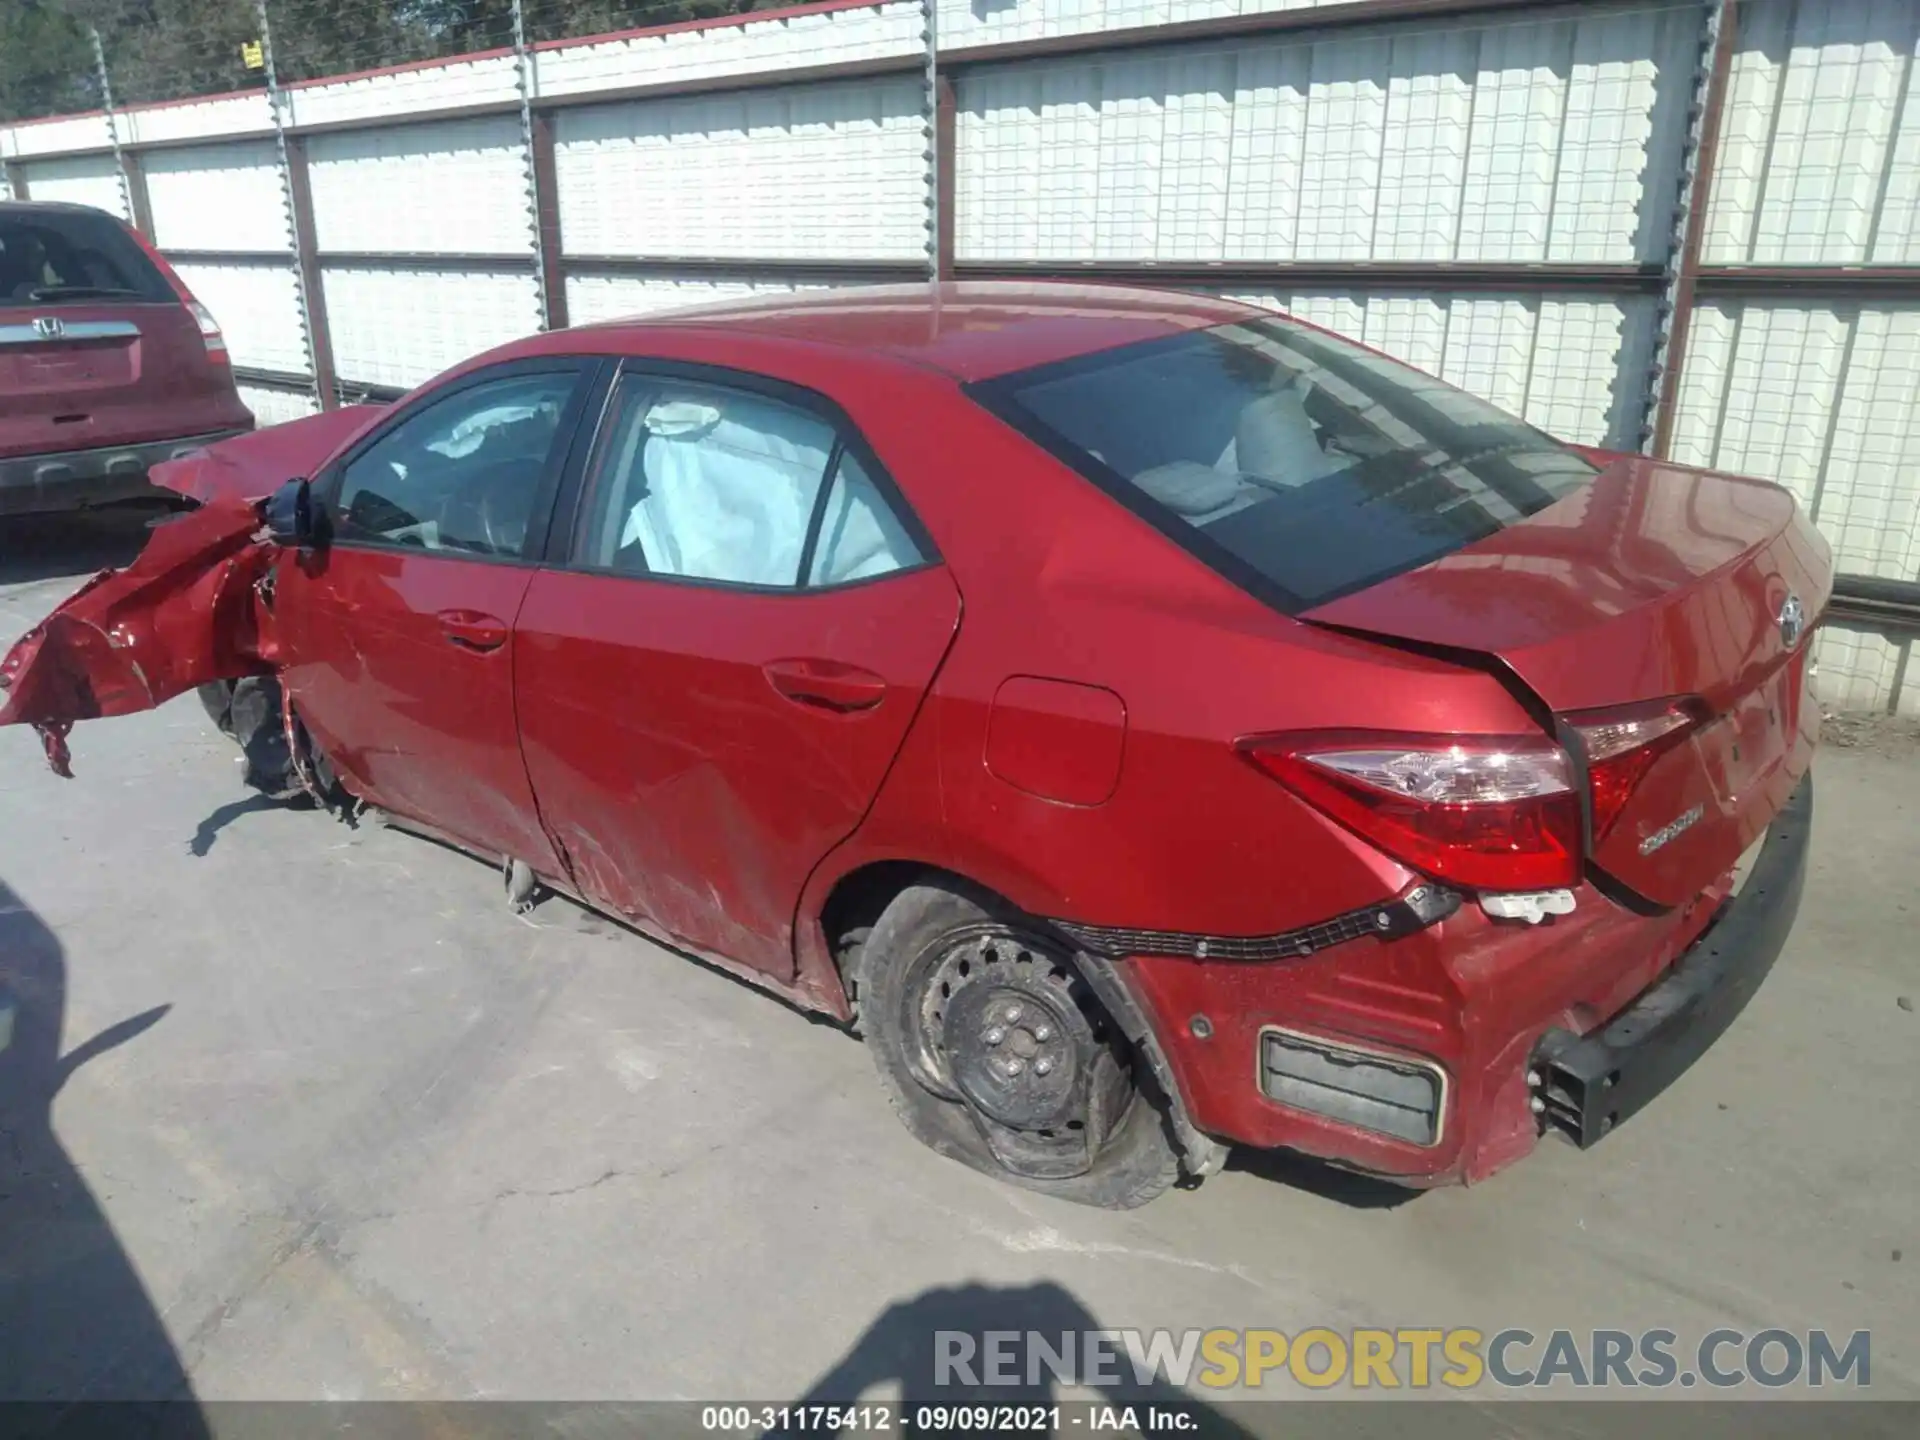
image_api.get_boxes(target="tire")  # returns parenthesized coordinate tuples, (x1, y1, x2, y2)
(851, 881, 1183, 1209)
(200, 675, 320, 802)
(197, 681, 236, 737)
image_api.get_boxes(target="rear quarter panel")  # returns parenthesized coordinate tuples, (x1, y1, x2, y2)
(794, 379, 1548, 951)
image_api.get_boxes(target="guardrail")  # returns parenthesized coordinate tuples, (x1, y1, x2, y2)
(1827, 576, 1920, 637)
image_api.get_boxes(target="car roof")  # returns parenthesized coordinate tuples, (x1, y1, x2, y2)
(567, 281, 1262, 382)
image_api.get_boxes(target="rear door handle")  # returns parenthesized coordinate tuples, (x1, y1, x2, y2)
(763, 658, 888, 713)
(436, 609, 509, 652)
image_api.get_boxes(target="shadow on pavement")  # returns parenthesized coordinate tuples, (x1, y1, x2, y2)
(0, 503, 173, 588)
(774, 1280, 1255, 1438)
(1221, 1147, 1416, 1209)
(0, 878, 208, 1433)
(188, 793, 283, 858)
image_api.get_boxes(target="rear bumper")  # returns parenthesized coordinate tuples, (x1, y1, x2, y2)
(1108, 776, 1812, 1187)
(1531, 773, 1811, 1146)
(0, 428, 251, 516)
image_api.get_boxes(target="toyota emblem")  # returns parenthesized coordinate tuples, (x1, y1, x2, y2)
(32, 316, 65, 340)
(1777, 594, 1806, 648)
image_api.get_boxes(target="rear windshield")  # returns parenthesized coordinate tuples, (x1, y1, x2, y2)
(974, 317, 1597, 612)
(0, 208, 175, 308)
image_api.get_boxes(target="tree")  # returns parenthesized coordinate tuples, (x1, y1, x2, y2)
(0, 0, 803, 123)
(0, 2, 95, 124)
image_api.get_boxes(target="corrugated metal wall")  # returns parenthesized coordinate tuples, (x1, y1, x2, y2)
(1219, 288, 1659, 449)
(553, 79, 928, 262)
(4, 0, 1917, 710)
(1683, 0, 1920, 711)
(308, 117, 543, 391)
(12, 154, 127, 215)
(565, 273, 847, 326)
(956, 7, 1697, 265)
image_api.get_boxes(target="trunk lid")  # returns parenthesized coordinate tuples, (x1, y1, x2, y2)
(1307, 456, 1832, 906)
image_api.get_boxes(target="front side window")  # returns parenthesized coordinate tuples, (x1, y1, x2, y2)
(977, 318, 1597, 612)
(334, 371, 577, 559)
(574, 376, 924, 589)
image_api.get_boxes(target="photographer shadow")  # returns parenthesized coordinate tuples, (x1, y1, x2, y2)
(0, 878, 207, 1435)
(774, 1280, 1257, 1438)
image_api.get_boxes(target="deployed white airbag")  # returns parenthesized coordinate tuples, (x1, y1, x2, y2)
(622, 391, 835, 585)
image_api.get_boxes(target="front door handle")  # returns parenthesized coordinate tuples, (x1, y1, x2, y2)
(437, 609, 509, 653)
(763, 658, 888, 713)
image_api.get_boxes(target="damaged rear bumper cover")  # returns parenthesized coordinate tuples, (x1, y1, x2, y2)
(1531, 774, 1813, 1147)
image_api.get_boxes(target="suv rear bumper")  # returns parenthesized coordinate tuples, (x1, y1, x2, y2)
(0, 428, 251, 516)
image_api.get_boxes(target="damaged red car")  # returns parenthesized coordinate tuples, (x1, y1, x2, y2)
(0, 284, 1828, 1208)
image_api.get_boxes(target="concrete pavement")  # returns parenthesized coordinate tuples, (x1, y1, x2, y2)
(1, 507, 1914, 1422)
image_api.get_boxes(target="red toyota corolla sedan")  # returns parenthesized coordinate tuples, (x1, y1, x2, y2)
(0, 283, 1828, 1208)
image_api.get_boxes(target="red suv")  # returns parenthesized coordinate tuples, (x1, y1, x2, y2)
(1, 201, 253, 516)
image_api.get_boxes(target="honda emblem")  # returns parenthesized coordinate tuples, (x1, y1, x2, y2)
(32, 316, 65, 340)
(1777, 594, 1806, 649)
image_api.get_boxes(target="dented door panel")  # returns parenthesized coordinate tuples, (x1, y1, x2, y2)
(513, 565, 962, 979)
(271, 547, 564, 877)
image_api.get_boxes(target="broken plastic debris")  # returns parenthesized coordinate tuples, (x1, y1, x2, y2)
(1480, 889, 1578, 925)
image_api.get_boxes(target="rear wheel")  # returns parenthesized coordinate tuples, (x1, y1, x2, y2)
(852, 882, 1182, 1209)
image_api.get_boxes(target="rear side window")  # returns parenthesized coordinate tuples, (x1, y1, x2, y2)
(572, 375, 926, 589)
(0, 208, 174, 307)
(807, 450, 924, 586)
(974, 318, 1597, 612)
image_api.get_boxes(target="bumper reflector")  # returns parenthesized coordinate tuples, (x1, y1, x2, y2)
(1259, 1030, 1444, 1146)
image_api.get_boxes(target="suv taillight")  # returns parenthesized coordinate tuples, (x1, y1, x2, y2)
(1569, 698, 1702, 841)
(188, 300, 228, 362)
(1239, 731, 1581, 891)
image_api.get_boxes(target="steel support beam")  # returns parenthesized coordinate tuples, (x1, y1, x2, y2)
(1696, 265, 1920, 300)
(530, 110, 569, 329)
(954, 260, 1663, 292)
(935, 73, 957, 281)
(120, 151, 156, 239)
(1647, 0, 1739, 459)
(560, 255, 924, 281)
(284, 136, 339, 411)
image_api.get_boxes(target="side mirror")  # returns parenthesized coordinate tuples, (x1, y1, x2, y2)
(262, 477, 326, 549)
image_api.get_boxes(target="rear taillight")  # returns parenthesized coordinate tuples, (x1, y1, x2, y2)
(1239, 731, 1581, 890)
(188, 300, 228, 362)
(1569, 699, 1701, 841)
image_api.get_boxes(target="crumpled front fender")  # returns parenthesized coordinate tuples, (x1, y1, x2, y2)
(0, 498, 283, 776)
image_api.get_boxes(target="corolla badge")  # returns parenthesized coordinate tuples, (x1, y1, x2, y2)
(1777, 594, 1806, 648)
(1639, 803, 1704, 857)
